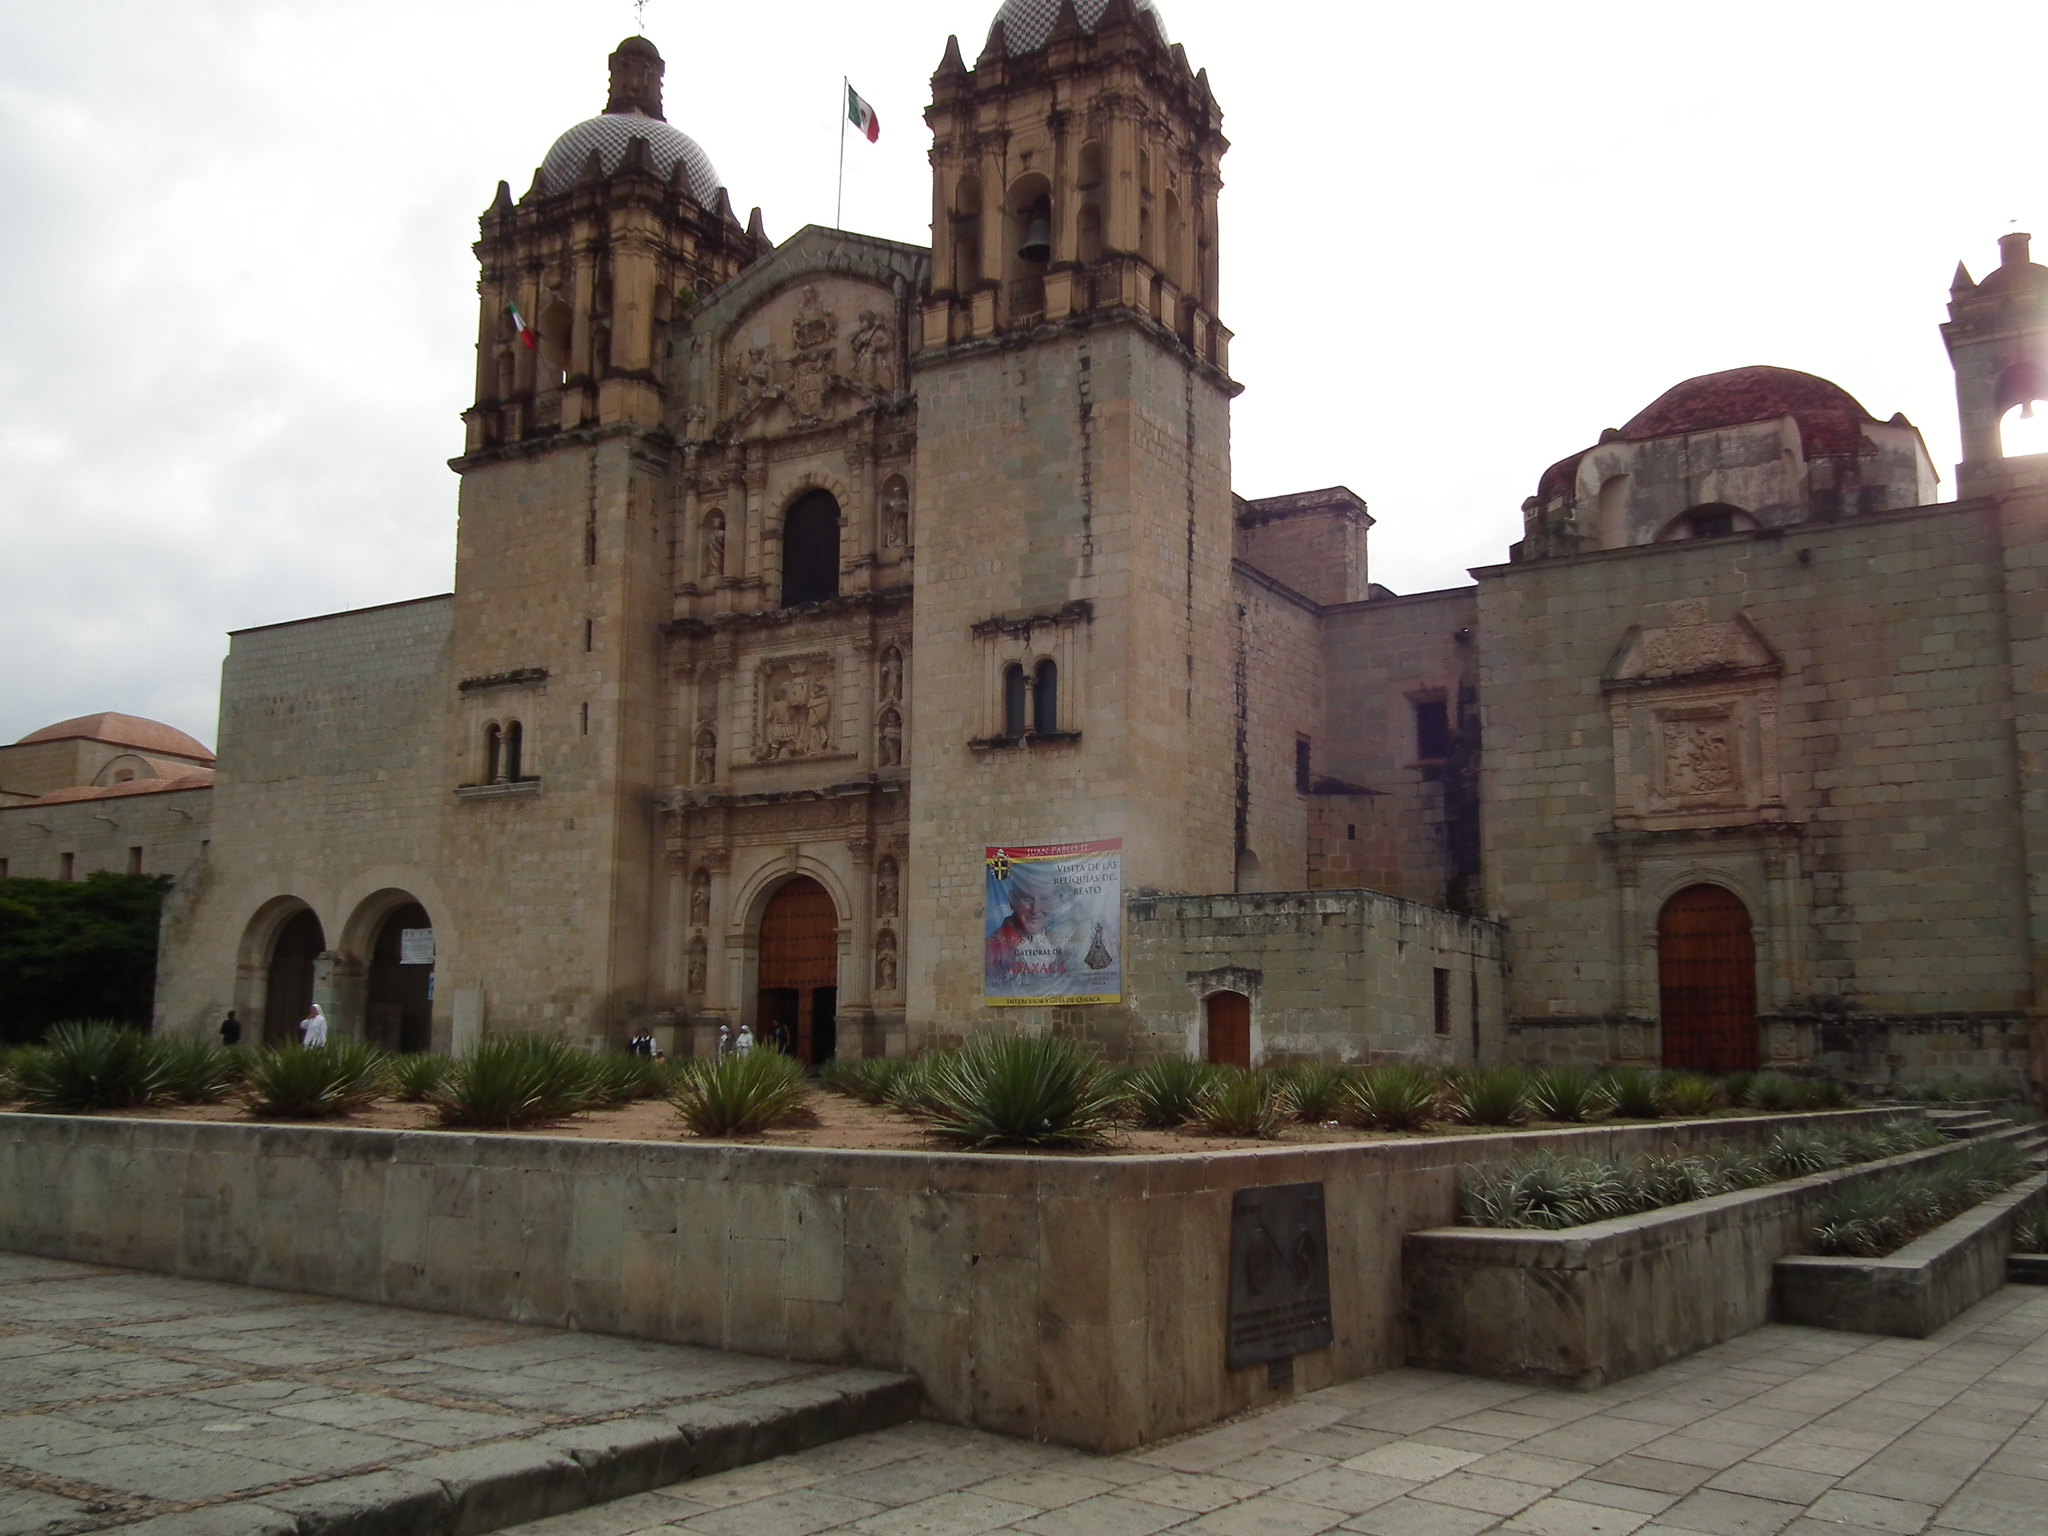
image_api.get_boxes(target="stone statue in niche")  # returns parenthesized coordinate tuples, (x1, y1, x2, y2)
(879, 645, 902, 702)
(701, 511, 725, 579)
(756, 662, 834, 760)
(689, 868, 711, 928)
(1663, 718, 1735, 797)
(876, 707, 902, 767)
(692, 725, 717, 784)
(874, 928, 898, 992)
(881, 482, 910, 548)
(686, 936, 707, 995)
(849, 309, 896, 392)
(875, 856, 898, 918)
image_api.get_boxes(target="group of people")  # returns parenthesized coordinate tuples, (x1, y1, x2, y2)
(227, 1011, 787, 1059)
(216, 1006, 325, 1048)
(715, 1024, 757, 1057)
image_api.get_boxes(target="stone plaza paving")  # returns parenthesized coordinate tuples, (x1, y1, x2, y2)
(499, 1288, 2048, 1536)
(0, 1253, 913, 1536)
(2, 1250, 2044, 1536)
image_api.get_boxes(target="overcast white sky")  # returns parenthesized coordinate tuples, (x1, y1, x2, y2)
(3, 0, 2044, 751)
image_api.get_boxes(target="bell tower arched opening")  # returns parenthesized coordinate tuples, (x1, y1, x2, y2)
(1657, 884, 1758, 1072)
(757, 876, 839, 1064)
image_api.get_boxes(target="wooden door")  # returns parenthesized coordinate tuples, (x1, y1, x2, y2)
(1205, 990, 1251, 1069)
(1658, 884, 1758, 1072)
(758, 878, 838, 1062)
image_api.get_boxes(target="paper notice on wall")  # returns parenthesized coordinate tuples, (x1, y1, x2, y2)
(399, 928, 436, 965)
(983, 839, 1122, 1006)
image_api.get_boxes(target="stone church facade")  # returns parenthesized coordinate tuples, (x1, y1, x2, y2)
(11, 0, 2047, 1093)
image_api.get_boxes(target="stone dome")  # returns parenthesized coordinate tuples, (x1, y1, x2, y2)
(16, 712, 214, 762)
(989, 0, 1168, 55)
(1619, 365, 1881, 458)
(539, 113, 723, 205)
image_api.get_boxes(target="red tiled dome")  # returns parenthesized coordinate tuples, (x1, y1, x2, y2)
(1619, 366, 1880, 458)
(15, 712, 214, 762)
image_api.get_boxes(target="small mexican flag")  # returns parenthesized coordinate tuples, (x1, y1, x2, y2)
(506, 300, 537, 351)
(846, 83, 880, 143)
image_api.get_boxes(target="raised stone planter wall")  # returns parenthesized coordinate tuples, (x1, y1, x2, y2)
(1403, 1124, 2039, 1390)
(1775, 1170, 2048, 1337)
(0, 1107, 1900, 1452)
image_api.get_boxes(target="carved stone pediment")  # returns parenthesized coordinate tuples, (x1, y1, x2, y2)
(1604, 611, 1779, 690)
(715, 277, 903, 438)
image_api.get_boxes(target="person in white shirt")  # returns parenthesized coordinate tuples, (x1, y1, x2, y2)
(299, 1004, 327, 1048)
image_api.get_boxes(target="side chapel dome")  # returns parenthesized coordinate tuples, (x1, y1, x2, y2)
(989, 0, 1169, 55)
(537, 37, 724, 205)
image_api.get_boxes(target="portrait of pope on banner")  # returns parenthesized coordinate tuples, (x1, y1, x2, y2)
(983, 839, 1122, 1006)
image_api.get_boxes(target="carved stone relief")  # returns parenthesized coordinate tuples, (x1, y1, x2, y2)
(693, 725, 718, 784)
(1659, 712, 1738, 799)
(881, 478, 910, 548)
(686, 935, 708, 995)
(879, 645, 903, 702)
(754, 657, 835, 760)
(689, 867, 711, 927)
(874, 927, 898, 992)
(701, 510, 726, 579)
(721, 281, 903, 434)
(875, 855, 898, 918)
(876, 706, 902, 767)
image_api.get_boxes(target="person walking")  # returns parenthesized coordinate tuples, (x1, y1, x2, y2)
(735, 1024, 755, 1056)
(218, 1011, 242, 1047)
(717, 1024, 732, 1058)
(299, 1004, 327, 1048)
(628, 1027, 654, 1058)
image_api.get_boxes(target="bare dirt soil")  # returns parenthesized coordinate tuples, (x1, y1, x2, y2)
(0, 1088, 1808, 1155)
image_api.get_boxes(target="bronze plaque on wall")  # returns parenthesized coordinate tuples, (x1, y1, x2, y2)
(1226, 1181, 1333, 1370)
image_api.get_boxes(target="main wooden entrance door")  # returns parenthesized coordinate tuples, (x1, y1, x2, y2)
(758, 877, 838, 1064)
(1658, 884, 1759, 1072)
(1205, 990, 1251, 1069)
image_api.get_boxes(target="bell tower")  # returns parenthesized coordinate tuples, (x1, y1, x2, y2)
(1943, 231, 2048, 498)
(905, 0, 1240, 1048)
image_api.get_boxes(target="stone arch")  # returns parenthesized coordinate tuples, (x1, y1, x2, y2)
(779, 487, 842, 606)
(339, 887, 438, 1055)
(742, 870, 846, 1064)
(236, 896, 327, 1047)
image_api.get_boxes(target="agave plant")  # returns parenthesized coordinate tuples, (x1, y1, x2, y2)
(1627, 1152, 1729, 1208)
(1345, 1062, 1443, 1131)
(1743, 1071, 1800, 1112)
(390, 1052, 453, 1102)
(1790, 1077, 1858, 1111)
(884, 1055, 945, 1117)
(1809, 1142, 2028, 1257)
(820, 1056, 904, 1106)
(1600, 1068, 1666, 1119)
(1527, 1067, 1613, 1124)
(433, 1036, 591, 1128)
(1762, 1126, 1847, 1178)
(154, 1037, 244, 1104)
(243, 1040, 390, 1118)
(12, 1021, 168, 1113)
(673, 1047, 814, 1137)
(1282, 1064, 1354, 1124)
(1119, 1057, 1218, 1129)
(1843, 1117, 1946, 1162)
(1461, 1153, 1638, 1230)
(1658, 1072, 1724, 1118)
(923, 1033, 1122, 1149)
(2011, 1208, 2048, 1254)
(1449, 1066, 1530, 1126)
(1195, 1068, 1291, 1139)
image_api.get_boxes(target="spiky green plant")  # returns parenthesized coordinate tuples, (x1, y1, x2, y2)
(672, 1047, 813, 1137)
(1527, 1067, 1613, 1124)
(1743, 1071, 1800, 1112)
(1195, 1068, 1291, 1139)
(155, 1037, 243, 1104)
(2011, 1208, 2048, 1254)
(432, 1036, 592, 1127)
(1719, 1071, 1758, 1109)
(1897, 1077, 2010, 1104)
(921, 1033, 1122, 1149)
(820, 1056, 905, 1106)
(1810, 1141, 2030, 1257)
(12, 1021, 168, 1113)
(1461, 1153, 1638, 1230)
(1345, 1062, 1443, 1131)
(1658, 1072, 1724, 1118)
(884, 1055, 946, 1117)
(1762, 1126, 1847, 1178)
(1627, 1152, 1729, 1207)
(1449, 1066, 1530, 1126)
(1843, 1118, 1945, 1162)
(1120, 1057, 1218, 1129)
(1790, 1077, 1858, 1111)
(1600, 1068, 1665, 1119)
(390, 1052, 452, 1102)
(1283, 1064, 1353, 1124)
(242, 1040, 390, 1119)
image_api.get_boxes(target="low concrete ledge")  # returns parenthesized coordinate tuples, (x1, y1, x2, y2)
(1402, 1123, 2032, 1390)
(0, 1105, 1893, 1452)
(1775, 1171, 2048, 1338)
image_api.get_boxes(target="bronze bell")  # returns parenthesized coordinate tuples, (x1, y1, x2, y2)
(1018, 213, 1052, 263)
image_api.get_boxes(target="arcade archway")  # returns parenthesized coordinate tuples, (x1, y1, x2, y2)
(757, 876, 838, 1064)
(262, 908, 324, 1045)
(364, 900, 435, 1053)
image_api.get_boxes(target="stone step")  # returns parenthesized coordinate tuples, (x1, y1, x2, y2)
(2009, 1253, 2048, 1285)
(1930, 1114, 2014, 1138)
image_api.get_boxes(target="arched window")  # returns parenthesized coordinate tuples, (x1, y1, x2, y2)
(953, 174, 983, 292)
(1077, 203, 1104, 266)
(1003, 663, 1027, 739)
(503, 721, 524, 782)
(485, 723, 503, 783)
(1657, 503, 1754, 542)
(1032, 659, 1059, 735)
(781, 490, 841, 606)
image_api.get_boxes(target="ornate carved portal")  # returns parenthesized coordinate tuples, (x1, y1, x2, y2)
(754, 657, 835, 761)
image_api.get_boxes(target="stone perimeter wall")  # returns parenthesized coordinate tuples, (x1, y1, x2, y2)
(0, 1108, 1878, 1454)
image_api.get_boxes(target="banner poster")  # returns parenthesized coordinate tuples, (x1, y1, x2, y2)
(983, 838, 1123, 1006)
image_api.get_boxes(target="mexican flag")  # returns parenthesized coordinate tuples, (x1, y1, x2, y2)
(506, 300, 537, 351)
(846, 83, 880, 143)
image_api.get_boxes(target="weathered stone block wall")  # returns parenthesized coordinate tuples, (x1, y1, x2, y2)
(1316, 589, 1478, 906)
(0, 786, 211, 882)
(1124, 887, 1505, 1065)
(1232, 567, 1321, 892)
(1479, 503, 2033, 1072)
(154, 596, 454, 1039)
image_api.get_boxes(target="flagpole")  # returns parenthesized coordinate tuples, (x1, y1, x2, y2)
(836, 77, 847, 230)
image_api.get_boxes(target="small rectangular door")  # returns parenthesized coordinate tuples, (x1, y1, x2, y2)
(1206, 991, 1251, 1069)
